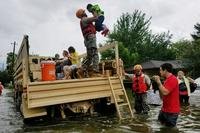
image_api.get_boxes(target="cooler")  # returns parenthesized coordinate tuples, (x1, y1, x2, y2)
(41, 61, 56, 81)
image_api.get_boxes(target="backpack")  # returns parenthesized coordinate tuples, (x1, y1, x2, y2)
(179, 82, 187, 92)
(190, 82, 197, 93)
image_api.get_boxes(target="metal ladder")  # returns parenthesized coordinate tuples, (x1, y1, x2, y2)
(108, 76, 134, 120)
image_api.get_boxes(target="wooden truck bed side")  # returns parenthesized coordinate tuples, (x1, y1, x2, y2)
(27, 77, 123, 108)
(13, 35, 48, 118)
(14, 35, 30, 88)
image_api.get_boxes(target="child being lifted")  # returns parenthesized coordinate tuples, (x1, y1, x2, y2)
(87, 3, 109, 36)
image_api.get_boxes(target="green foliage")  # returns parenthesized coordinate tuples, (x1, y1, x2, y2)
(6, 52, 14, 66)
(102, 10, 176, 67)
(109, 10, 151, 52)
(0, 70, 12, 86)
(0, 52, 17, 85)
(171, 39, 192, 59)
(101, 43, 139, 67)
(8, 82, 14, 89)
(191, 23, 200, 41)
(182, 39, 200, 78)
(171, 38, 200, 78)
(141, 32, 176, 61)
(170, 22, 200, 78)
(6, 52, 17, 76)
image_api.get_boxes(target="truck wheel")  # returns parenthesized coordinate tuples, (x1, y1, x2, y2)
(23, 118, 32, 124)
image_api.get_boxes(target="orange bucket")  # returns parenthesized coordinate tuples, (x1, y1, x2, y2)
(41, 61, 56, 81)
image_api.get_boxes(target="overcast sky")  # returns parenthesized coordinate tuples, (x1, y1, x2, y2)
(0, 0, 200, 65)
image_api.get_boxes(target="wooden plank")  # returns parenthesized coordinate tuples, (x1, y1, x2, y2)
(14, 73, 23, 80)
(32, 71, 41, 81)
(30, 64, 41, 71)
(29, 79, 109, 91)
(29, 85, 110, 99)
(22, 59, 27, 88)
(115, 43, 120, 76)
(28, 78, 121, 92)
(22, 95, 47, 118)
(29, 84, 122, 99)
(13, 63, 22, 77)
(28, 77, 120, 91)
(29, 89, 123, 108)
(29, 77, 118, 86)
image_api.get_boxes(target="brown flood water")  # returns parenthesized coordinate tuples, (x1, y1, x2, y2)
(0, 88, 200, 133)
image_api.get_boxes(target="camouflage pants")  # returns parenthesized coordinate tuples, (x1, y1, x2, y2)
(134, 93, 150, 114)
(82, 47, 99, 72)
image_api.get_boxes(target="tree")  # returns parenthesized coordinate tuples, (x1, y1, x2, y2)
(109, 10, 151, 53)
(142, 31, 175, 61)
(6, 52, 16, 74)
(189, 23, 200, 78)
(0, 70, 12, 85)
(171, 39, 192, 60)
(4, 52, 17, 85)
(102, 10, 176, 67)
(170, 22, 200, 78)
(101, 42, 139, 67)
(182, 39, 200, 78)
(171, 38, 200, 78)
(191, 23, 200, 41)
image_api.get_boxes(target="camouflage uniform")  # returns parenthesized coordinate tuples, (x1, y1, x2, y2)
(81, 18, 99, 76)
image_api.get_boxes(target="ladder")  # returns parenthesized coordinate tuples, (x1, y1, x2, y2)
(108, 76, 134, 120)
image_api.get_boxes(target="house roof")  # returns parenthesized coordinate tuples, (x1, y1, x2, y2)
(141, 60, 184, 69)
(125, 60, 184, 72)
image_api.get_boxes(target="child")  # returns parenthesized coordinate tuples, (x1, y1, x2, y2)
(87, 3, 109, 36)
(62, 50, 71, 66)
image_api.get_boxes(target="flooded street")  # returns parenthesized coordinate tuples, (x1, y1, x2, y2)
(0, 88, 200, 133)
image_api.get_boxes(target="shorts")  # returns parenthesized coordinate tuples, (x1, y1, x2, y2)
(70, 64, 77, 70)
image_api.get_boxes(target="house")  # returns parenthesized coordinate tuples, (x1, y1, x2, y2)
(125, 60, 184, 76)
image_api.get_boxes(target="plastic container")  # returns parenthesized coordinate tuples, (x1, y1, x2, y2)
(41, 61, 56, 81)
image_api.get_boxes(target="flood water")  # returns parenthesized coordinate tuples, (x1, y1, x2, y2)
(0, 88, 200, 133)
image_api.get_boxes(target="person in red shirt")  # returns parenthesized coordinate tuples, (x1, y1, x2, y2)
(153, 63, 180, 127)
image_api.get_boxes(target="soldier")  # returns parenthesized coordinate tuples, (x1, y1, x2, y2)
(76, 9, 99, 77)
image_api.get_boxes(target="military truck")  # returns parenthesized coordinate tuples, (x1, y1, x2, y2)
(13, 35, 133, 121)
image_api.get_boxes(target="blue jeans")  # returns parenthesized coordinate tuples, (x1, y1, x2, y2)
(158, 111, 179, 127)
(95, 15, 104, 31)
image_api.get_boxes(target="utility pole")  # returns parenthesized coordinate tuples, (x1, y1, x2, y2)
(2, 63, 4, 71)
(11, 41, 17, 71)
(11, 41, 17, 85)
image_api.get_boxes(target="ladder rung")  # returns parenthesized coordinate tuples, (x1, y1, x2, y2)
(116, 99, 124, 102)
(118, 103, 129, 107)
(120, 117, 127, 120)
